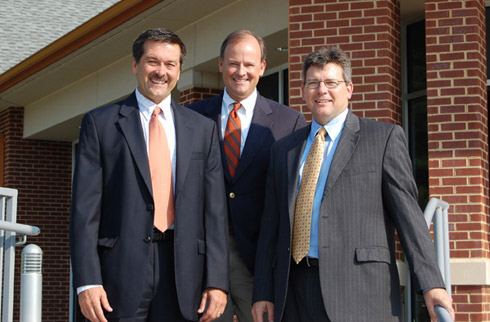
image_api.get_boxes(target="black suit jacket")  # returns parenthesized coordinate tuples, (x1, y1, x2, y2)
(253, 111, 445, 322)
(70, 92, 229, 320)
(187, 93, 306, 274)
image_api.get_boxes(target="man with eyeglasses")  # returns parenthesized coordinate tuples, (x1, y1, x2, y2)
(251, 47, 454, 322)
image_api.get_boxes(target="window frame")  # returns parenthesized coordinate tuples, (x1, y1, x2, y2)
(259, 63, 289, 105)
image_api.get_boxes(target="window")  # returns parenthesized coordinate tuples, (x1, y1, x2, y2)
(403, 18, 430, 322)
(405, 19, 429, 209)
(257, 65, 289, 105)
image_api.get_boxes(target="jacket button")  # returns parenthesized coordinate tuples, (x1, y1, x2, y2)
(229, 192, 235, 199)
(144, 236, 151, 243)
(148, 204, 154, 210)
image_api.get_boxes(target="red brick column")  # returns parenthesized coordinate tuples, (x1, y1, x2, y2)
(289, 0, 401, 124)
(179, 87, 222, 106)
(0, 107, 72, 321)
(426, 0, 489, 321)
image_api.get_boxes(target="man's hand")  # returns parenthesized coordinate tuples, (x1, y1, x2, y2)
(78, 286, 113, 322)
(423, 288, 455, 321)
(252, 301, 274, 322)
(197, 287, 227, 322)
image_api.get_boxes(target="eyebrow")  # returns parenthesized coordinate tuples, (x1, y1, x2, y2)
(145, 55, 178, 63)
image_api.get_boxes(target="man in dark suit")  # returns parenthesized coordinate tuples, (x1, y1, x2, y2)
(252, 47, 454, 322)
(70, 28, 228, 322)
(187, 30, 306, 322)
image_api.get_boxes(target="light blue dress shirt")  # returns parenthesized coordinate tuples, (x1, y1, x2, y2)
(296, 108, 348, 259)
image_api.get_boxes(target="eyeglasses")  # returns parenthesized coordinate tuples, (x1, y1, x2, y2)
(304, 79, 348, 89)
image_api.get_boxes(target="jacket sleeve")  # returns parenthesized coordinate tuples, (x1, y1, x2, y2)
(381, 125, 445, 292)
(203, 122, 230, 292)
(69, 112, 104, 288)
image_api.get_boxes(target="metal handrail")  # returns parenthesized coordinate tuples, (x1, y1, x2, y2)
(435, 305, 453, 321)
(403, 198, 453, 322)
(0, 221, 40, 237)
(423, 198, 452, 296)
(0, 187, 41, 322)
(423, 198, 453, 322)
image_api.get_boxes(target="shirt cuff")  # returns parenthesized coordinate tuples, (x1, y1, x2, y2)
(77, 284, 103, 295)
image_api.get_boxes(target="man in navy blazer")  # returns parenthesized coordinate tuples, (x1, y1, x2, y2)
(187, 30, 306, 322)
(70, 28, 228, 322)
(252, 47, 454, 322)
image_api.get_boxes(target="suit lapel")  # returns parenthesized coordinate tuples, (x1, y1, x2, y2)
(323, 111, 361, 195)
(173, 100, 194, 196)
(233, 95, 273, 181)
(287, 125, 310, 231)
(116, 92, 152, 195)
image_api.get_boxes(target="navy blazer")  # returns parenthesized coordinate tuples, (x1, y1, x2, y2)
(70, 92, 229, 320)
(187, 93, 306, 274)
(253, 111, 445, 322)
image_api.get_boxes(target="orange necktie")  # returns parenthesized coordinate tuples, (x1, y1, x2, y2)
(224, 103, 242, 178)
(149, 106, 174, 232)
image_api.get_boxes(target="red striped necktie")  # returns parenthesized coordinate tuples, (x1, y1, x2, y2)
(224, 103, 242, 178)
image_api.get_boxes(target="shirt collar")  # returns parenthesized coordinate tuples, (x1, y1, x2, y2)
(310, 108, 349, 142)
(222, 87, 257, 116)
(135, 88, 172, 122)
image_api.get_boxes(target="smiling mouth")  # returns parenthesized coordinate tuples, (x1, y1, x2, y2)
(151, 79, 167, 85)
(233, 78, 248, 83)
(316, 99, 331, 103)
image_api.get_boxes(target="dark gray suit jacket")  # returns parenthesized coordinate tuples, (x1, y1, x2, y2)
(70, 92, 229, 320)
(253, 111, 445, 322)
(188, 93, 306, 274)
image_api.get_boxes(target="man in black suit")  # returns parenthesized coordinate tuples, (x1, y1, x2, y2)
(70, 28, 228, 322)
(252, 47, 454, 322)
(188, 30, 306, 322)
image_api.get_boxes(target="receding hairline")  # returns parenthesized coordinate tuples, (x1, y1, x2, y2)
(220, 30, 266, 62)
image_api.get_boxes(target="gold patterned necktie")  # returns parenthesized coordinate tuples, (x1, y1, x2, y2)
(149, 106, 175, 232)
(292, 127, 327, 264)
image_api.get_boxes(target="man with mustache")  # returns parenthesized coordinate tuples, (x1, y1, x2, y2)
(70, 28, 228, 322)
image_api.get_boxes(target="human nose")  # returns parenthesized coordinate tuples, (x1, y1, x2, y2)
(154, 63, 168, 76)
(317, 81, 329, 93)
(236, 64, 246, 76)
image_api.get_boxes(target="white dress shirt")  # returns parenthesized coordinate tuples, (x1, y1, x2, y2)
(135, 88, 176, 193)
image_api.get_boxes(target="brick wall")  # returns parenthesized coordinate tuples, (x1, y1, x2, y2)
(289, 0, 401, 124)
(426, 1, 489, 320)
(0, 107, 73, 321)
(179, 87, 222, 106)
